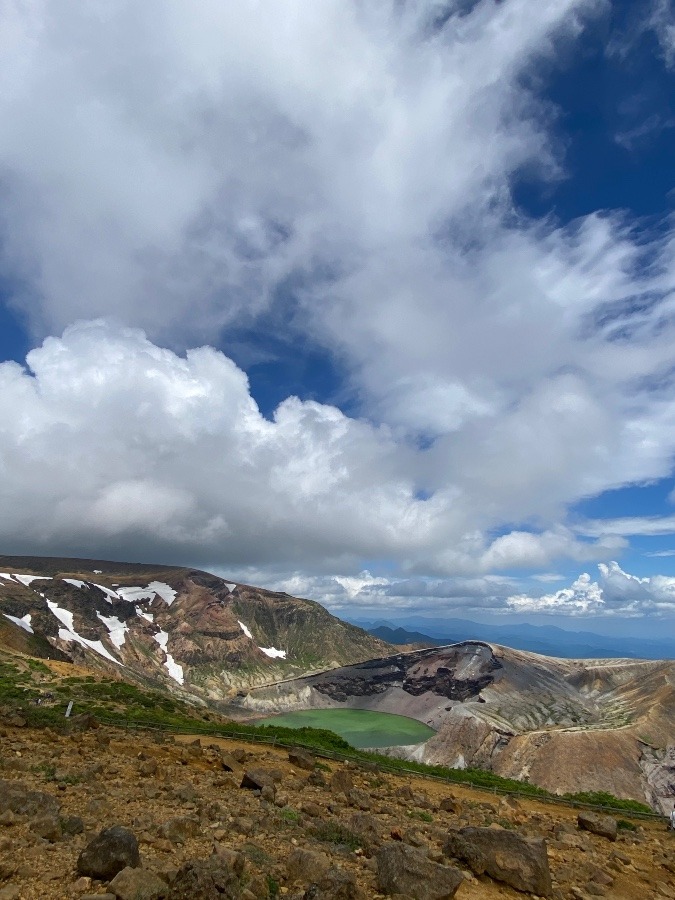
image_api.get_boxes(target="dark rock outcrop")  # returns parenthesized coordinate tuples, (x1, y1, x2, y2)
(376, 843, 463, 899)
(77, 826, 140, 879)
(577, 812, 618, 842)
(443, 826, 552, 897)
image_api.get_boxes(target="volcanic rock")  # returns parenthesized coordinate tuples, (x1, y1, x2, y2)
(108, 866, 168, 900)
(577, 812, 618, 841)
(376, 843, 463, 899)
(77, 826, 140, 879)
(443, 826, 552, 896)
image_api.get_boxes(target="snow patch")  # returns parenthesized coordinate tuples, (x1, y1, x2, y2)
(238, 620, 253, 639)
(147, 581, 177, 606)
(46, 599, 75, 631)
(0, 573, 15, 581)
(13, 575, 51, 587)
(93, 569, 102, 574)
(96, 612, 128, 648)
(136, 609, 154, 623)
(114, 582, 177, 606)
(116, 586, 156, 603)
(47, 600, 122, 666)
(3, 613, 33, 633)
(259, 646, 287, 659)
(153, 629, 184, 684)
(63, 578, 89, 589)
(57, 628, 120, 664)
(47, 600, 120, 664)
(225, 583, 237, 592)
(92, 583, 119, 604)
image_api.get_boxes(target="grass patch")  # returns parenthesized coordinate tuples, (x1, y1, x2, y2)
(310, 822, 363, 852)
(279, 807, 300, 824)
(563, 791, 653, 815)
(407, 809, 433, 823)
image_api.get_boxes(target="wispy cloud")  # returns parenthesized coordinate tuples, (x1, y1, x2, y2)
(576, 516, 675, 537)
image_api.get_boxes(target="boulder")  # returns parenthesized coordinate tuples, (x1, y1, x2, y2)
(109, 867, 168, 900)
(77, 826, 140, 880)
(443, 826, 552, 897)
(303, 865, 362, 900)
(289, 748, 316, 771)
(30, 813, 62, 842)
(158, 817, 201, 844)
(62, 814, 85, 836)
(286, 848, 330, 885)
(376, 844, 463, 899)
(169, 854, 242, 899)
(347, 789, 371, 811)
(439, 796, 462, 815)
(577, 812, 618, 842)
(219, 752, 243, 774)
(138, 759, 158, 778)
(240, 769, 277, 791)
(348, 812, 382, 847)
(0, 779, 60, 819)
(330, 769, 353, 796)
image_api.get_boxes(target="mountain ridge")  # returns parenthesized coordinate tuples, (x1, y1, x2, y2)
(0, 555, 392, 701)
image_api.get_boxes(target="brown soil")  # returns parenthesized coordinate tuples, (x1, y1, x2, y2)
(1, 722, 674, 900)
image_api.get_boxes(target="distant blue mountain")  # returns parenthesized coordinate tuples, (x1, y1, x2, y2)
(353, 617, 674, 660)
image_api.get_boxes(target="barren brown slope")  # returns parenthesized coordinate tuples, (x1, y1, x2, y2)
(2, 718, 675, 900)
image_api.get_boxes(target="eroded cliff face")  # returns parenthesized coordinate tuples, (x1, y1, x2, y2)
(242, 642, 675, 812)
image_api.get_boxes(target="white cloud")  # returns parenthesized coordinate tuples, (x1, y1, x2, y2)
(507, 561, 675, 615)
(651, 0, 675, 68)
(1, 2, 675, 588)
(577, 516, 675, 537)
(0, 321, 446, 568)
(0, 321, 626, 576)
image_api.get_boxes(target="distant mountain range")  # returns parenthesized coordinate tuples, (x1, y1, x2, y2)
(355, 617, 675, 660)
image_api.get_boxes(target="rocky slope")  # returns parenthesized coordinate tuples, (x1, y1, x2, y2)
(1, 715, 674, 900)
(0, 555, 391, 701)
(241, 642, 675, 813)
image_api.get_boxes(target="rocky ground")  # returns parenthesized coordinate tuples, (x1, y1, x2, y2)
(0, 721, 674, 900)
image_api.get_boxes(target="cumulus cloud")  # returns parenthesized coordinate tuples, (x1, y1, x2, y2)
(224, 561, 675, 619)
(507, 561, 675, 615)
(0, 321, 447, 567)
(1, 2, 675, 594)
(0, 321, 622, 575)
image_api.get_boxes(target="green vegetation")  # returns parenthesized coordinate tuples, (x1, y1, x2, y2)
(563, 790, 653, 815)
(617, 819, 638, 831)
(0, 655, 660, 819)
(279, 807, 300, 824)
(407, 809, 433, 823)
(310, 822, 363, 851)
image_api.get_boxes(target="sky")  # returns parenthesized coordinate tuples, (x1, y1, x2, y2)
(2, 0, 675, 637)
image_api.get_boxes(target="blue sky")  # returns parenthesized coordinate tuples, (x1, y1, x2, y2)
(2, 0, 675, 637)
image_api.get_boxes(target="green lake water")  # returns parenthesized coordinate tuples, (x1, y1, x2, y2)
(255, 708, 436, 749)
